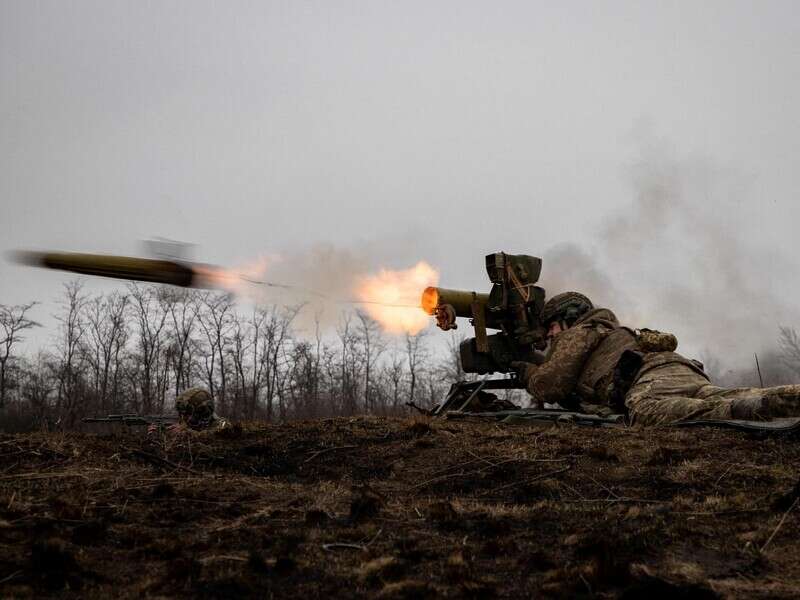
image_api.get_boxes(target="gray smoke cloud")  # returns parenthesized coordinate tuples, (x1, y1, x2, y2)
(541, 132, 800, 370)
(540, 243, 621, 311)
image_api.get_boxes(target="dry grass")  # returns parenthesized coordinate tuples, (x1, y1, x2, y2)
(1, 417, 800, 598)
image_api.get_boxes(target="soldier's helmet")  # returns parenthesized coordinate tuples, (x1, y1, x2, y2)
(174, 387, 215, 428)
(541, 292, 594, 327)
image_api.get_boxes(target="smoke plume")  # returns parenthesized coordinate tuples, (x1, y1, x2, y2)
(542, 133, 799, 370)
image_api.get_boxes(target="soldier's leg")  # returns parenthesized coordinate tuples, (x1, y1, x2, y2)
(625, 362, 732, 425)
(626, 388, 733, 425)
(698, 384, 800, 419)
(763, 385, 800, 416)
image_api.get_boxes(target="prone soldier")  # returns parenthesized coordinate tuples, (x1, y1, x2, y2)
(511, 292, 800, 425)
(145, 387, 229, 434)
(173, 387, 229, 431)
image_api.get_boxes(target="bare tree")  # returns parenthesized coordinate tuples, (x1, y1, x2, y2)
(422, 366, 447, 408)
(438, 330, 472, 384)
(54, 281, 88, 425)
(356, 309, 386, 413)
(227, 312, 253, 419)
(337, 313, 352, 413)
(336, 312, 365, 415)
(128, 284, 170, 413)
(164, 288, 199, 396)
(386, 342, 406, 412)
(0, 301, 40, 408)
(197, 292, 235, 413)
(311, 310, 323, 417)
(245, 307, 269, 418)
(273, 306, 301, 421)
(405, 329, 429, 407)
(238, 304, 300, 421)
(84, 292, 128, 412)
(19, 351, 54, 425)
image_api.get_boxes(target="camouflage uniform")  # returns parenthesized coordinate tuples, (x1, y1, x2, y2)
(520, 308, 800, 425)
(625, 354, 800, 425)
(522, 308, 636, 409)
(174, 387, 228, 431)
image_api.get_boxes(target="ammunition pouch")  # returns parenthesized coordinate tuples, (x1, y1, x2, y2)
(605, 329, 678, 410)
(607, 349, 645, 411)
(635, 328, 678, 353)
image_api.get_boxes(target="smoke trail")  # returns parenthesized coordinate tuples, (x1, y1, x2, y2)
(228, 243, 438, 334)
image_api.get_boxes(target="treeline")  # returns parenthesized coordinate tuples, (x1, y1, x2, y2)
(0, 282, 479, 432)
(4, 283, 800, 432)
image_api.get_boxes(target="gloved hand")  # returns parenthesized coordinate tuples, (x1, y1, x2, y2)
(510, 361, 538, 383)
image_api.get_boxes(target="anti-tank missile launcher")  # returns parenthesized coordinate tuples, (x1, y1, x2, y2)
(422, 252, 548, 375)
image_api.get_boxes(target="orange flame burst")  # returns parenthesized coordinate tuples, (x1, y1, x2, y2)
(357, 261, 439, 334)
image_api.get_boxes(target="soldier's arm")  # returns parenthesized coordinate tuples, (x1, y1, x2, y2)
(525, 325, 602, 405)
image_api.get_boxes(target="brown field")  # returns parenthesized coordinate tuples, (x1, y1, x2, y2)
(1, 417, 800, 598)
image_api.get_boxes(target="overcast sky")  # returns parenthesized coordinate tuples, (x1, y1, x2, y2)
(2, 1, 798, 365)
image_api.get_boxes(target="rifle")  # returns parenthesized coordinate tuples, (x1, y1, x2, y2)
(422, 252, 549, 412)
(82, 413, 180, 426)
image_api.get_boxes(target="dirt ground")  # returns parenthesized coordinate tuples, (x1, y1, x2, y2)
(1, 416, 800, 598)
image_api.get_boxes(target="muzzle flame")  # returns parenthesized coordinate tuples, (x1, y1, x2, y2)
(357, 261, 439, 334)
(420, 287, 440, 315)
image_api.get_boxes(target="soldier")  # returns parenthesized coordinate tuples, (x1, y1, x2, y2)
(171, 387, 229, 432)
(511, 292, 800, 425)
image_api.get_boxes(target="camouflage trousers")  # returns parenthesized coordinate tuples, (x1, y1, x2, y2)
(625, 357, 800, 426)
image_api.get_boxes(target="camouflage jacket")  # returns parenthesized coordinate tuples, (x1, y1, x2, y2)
(524, 308, 639, 407)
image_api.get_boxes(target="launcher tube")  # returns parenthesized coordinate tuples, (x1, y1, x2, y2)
(421, 286, 489, 317)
